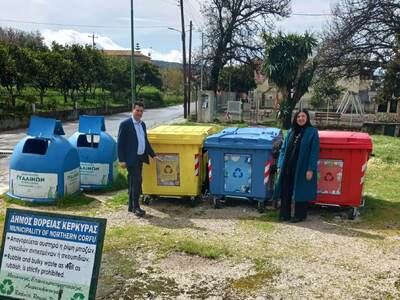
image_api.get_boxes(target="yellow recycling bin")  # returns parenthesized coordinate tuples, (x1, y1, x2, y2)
(142, 125, 218, 205)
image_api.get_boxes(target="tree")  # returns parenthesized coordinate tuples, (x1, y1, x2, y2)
(31, 50, 53, 105)
(202, 0, 291, 91)
(107, 57, 130, 100)
(160, 68, 183, 94)
(218, 64, 256, 93)
(0, 43, 35, 107)
(92, 49, 110, 97)
(310, 73, 344, 110)
(375, 45, 400, 104)
(51, 43, 74, 104)
(262, 32, 317, 129)
(318, 0, 400, 78)
(0, 27, 47, 51)
(135, 62, 162, 95)
(69, 44, 95, 102)
(0, 43, 17, 108)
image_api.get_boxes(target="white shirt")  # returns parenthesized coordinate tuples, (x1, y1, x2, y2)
(132, 117, 145, 155)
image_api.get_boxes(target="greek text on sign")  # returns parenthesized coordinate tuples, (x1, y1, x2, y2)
(9, 170, 58, 199)
(64, 167, 80, 195)
(80, 162, 109, 186)
(0, 209, 106, 300)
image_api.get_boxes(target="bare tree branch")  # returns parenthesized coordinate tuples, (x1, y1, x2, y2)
(202, 0, 291, 91)
(318, 0, 400, 78)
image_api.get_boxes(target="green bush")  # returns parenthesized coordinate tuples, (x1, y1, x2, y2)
(138, 86, 164, 108)
(46, 97, 57, 111)
(164, 91, 183, 106)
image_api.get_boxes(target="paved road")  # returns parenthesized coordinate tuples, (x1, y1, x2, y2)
(0, 104, 186, 193)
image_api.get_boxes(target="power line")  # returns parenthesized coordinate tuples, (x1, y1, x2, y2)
(186, 0, 204, 27)
(0, 18, 180, 29)
(292, 13, 332, 16)
(0, 11, 333, 32)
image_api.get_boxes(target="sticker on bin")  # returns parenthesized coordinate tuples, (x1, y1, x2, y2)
(156, 153, 180, 186)
(224, 154, 252, 194)
(317, 159, 343, 195)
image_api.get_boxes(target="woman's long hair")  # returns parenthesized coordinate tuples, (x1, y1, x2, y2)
(291, 109, 312, 131)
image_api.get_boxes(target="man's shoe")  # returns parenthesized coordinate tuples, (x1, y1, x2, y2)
(133, 208, 146, 217)
(278, 216, 290, 222)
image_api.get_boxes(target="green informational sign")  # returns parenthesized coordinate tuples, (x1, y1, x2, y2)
(0, 209, 107, 300)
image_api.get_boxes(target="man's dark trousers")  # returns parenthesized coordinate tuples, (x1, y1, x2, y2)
(127, 155, 145, 211)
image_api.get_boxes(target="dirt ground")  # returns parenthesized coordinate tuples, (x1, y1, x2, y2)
(89, 196, 400, 300)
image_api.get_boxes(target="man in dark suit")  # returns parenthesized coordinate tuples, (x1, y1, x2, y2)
(117, 102, 159, 216)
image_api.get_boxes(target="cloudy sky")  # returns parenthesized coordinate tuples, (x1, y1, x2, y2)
(0, 0, 336, 62)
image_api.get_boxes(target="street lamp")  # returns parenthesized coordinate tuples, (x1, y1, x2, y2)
(167, 27, 181, 33)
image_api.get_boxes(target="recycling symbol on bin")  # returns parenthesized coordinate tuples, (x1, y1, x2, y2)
(324, 172, 335, 182)
(233, 168, 243, 178)
(0, 278, 14, 295)
(71, 292, 85, 300)
(163, 165, 174, 174)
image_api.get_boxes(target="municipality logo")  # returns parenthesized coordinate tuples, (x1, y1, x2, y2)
(0, 278, 14, 295)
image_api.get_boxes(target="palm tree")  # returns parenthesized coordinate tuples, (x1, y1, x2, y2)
(262, 32, 317, 129)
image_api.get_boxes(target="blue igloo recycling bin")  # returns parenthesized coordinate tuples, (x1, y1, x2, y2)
(204, 127, 282, 212)
(7, 116, 81, 202)
(69, 115, 118, 189)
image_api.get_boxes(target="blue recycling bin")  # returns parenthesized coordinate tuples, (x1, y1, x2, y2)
(7, 116, 81, 203)
(204, 127, 282, 212)
(69, 115, 118, 189)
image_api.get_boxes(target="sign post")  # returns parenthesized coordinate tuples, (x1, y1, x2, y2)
(0, 209, 106, 300)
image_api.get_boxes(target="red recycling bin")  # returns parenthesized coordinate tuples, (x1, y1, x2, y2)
(312, 131, 373, 218)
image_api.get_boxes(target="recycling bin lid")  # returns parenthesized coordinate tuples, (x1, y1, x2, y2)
(147, 125, 219, 145)
(319, 131, 373, 150)
(79, 115, 106, 134)
(27, 116, 65, 138)
(205, 127, 282, 150)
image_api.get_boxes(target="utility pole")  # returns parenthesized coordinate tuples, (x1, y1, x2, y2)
(229, 60, 232, 93)
(200, 31, 204, 91)
(188, 20, 192, 117)
(130, 0, 136, 105)
(179, 0, 188, 118)
(88, 33, 98, 49)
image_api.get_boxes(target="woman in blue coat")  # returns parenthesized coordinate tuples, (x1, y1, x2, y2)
(275, 109, 320, 222)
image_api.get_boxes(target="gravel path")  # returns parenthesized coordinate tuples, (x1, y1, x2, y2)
(93, 196, 400, 299)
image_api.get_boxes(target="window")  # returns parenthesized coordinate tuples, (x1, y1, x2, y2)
(389, 99, 398, 113)
(377, 102, 388, 112)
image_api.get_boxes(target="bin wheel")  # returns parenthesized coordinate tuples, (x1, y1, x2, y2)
(142, 195, 151, 206)
(257, 201, 266, 213)
(347, 207, 359, 220)
(190, 196, 198, 207)
(212, 197, 221, 209)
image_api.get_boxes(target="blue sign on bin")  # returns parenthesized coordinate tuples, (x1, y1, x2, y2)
(224, 153, 252, 194)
